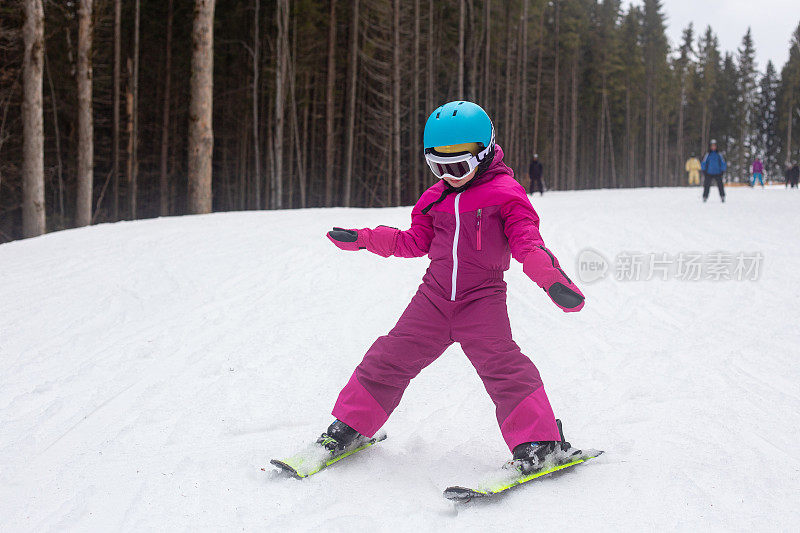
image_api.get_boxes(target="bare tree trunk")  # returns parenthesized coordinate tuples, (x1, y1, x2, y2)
(532, 2, 543, 153)
(287, 7, 298, 207)
(654, 113, 660, 185)
(412, 0, 420, 199)
(605, 95, 617, 187)
(427, 0, 434, 113)
(508, 4, 522, 169)
(560, 83, 567, 183)
(264, 77, 273, 207)
(325, 0, 336, 206)
(787, 99, 793, 164)
(676, 78, 685, 182)
(260, 66, 270, 207)
(645, 92, 652, 187)
(392, 0, 401, 205)
(220, 116, 230, 209)
(160, 0, 174, 216)
(75, 0, 94, 227)
(289, 57, 306, 209)
(44, 50, 63, 221)
(301, 72, 310, 207)
(309, 76, 318, 203)
(343, 0, 359, 207)
(551, 0, 559, 189)
(559, 83, 573, 182)
(237, 116, 246, 207)
(125, 58, 134, 216)
(503, 7, 513, 158)
(129, 0, 140, 219)
(22, 0, 45, 238)
(569, 51, 577, 189)
(112, 0, 120, 219)
(597, 91, 605, 188)
(273, 0, 288, 209)
(662, 123, 669, 186)
(700, 102, 707, 156)
(458, 0, 465, 99)
(626, 86, 633, 186)
(519, 0, 528, 169)
(467, 0, 478, 102)
(188, 0, 216, 214)
(483, 0, 490, 104)
(252, 0, 261, 209)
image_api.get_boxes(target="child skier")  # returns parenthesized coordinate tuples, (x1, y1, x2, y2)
(319, 101, 585, 473)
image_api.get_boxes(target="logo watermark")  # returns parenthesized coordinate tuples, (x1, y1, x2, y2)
(577, 249, 763, 283)
(577, 248, 610, 283)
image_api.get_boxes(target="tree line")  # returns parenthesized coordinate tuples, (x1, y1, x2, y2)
(1, 0, 799, 242)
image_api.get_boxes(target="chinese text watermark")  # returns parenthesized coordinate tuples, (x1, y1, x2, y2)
(577, 249, 763, 283)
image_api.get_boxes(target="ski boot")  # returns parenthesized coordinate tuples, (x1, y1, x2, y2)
(270, 420, 384, 478)
(316, 419, 369, 456)
(509, 419, 582, 475)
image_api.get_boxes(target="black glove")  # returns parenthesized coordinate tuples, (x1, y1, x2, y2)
(327, 227, 363, 251)
(327, 227, 358, 243)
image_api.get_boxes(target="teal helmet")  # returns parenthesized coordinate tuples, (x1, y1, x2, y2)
(423, 101, 495, 153)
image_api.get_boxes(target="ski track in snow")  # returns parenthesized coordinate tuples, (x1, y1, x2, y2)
(1, 187, 799, 531)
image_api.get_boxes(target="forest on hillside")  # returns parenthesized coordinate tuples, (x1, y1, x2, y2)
(1, 0, 800, 242)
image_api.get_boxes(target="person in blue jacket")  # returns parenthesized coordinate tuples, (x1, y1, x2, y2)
(701, 139, 727, 202)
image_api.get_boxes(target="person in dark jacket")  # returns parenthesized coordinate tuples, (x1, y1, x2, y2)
(700, 139, 727, 202)
(528, 154, 545, 196)
(788, 162, 800, 188)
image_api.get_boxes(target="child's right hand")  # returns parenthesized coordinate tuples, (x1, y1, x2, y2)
(327, 227, 363, 251)
(328, 226, 399, 256)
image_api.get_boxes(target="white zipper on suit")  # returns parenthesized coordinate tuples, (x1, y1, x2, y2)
(451, 192, 462, 301)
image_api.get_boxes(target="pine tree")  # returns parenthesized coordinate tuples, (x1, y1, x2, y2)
(674, 23, 694, 178)
(758, 61, 779, 177)
(640, 0, 668, 186)
(736, 28, 757, 180)
(712, 53, 739, 173)
(589, 0, 623, 188)
(696, 27, 721, 155)
(619, 5, 644, 187)
(778, 22, 800, 167)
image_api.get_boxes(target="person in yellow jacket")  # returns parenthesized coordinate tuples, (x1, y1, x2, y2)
(685, 154, 701, 186)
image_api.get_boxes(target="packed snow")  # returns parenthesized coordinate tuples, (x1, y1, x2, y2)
(1, 186, 799, 531)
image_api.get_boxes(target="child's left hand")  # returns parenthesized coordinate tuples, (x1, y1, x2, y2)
(522, 246, 585, 313)
(546, 281, 585, 313)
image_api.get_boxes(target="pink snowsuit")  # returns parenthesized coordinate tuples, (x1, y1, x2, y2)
(330, 146, 581, 451)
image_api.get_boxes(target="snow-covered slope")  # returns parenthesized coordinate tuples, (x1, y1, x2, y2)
(1, 187, 799, 531)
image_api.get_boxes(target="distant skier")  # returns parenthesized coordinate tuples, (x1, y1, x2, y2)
(685, 154, 701, 186)
(322, 101, 585, 474)
(788, 162, 800, 188)
(528, 153, 545, 195)
(751, 157, 764, 187)
(701, 139, 727, 202)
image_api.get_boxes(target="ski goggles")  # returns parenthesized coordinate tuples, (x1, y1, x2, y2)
(424, 140, 494, 180)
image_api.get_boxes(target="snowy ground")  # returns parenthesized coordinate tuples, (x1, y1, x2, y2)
(1, 186, 799, 531)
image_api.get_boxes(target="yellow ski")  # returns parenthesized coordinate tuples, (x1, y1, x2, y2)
(270, 431, 387, 479)
(443, 449, 603, 502)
